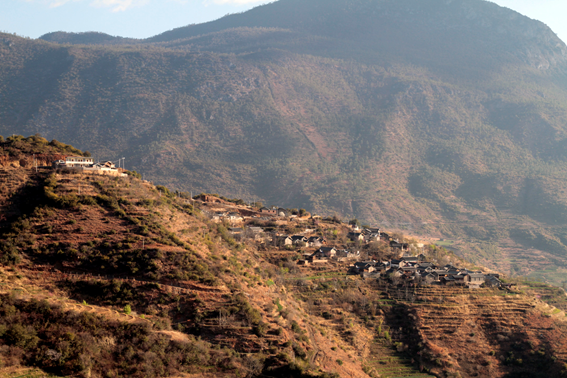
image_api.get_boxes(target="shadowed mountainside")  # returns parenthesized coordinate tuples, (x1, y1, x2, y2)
(3, 0, 567, 284)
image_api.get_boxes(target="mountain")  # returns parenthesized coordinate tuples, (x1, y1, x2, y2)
(1, 137, 567, 378)
(150, 0, 567, 74)
(2, 0, 567, 284)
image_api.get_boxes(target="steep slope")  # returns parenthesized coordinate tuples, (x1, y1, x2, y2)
(2, 0, 567, 284)
(1, 139, 567, 378)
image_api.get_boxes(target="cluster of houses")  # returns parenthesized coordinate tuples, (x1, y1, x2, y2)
(222, 224, 412, 260)
(200, 197, 508, 291)
(209, 206, 299, 226)
(53, 156, 126, 177)
(347, 227, 409, 250)
(350, 255, 502, 289)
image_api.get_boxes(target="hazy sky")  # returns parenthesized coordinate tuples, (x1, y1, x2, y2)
(1, 0, 566, 43)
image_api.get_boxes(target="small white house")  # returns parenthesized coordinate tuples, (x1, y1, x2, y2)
(64, 156, 94, 167)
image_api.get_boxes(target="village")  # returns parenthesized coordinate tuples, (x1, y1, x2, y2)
(194, 195, 504, 290)
(43, 157, 505, 291)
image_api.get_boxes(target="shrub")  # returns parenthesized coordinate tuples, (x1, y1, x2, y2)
(5, 324, 39, 350)
(253, 322, 269, 337)
(292, 343, 307, 360)
(124, 304, 132, 315)
(275, 298, 284, 312)
(126, 170, 142, 179)
(291, 321, 302, 334)
(0, 241, 20, 266)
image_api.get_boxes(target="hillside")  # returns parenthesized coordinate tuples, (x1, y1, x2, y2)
(1, 138, 567, 378)
(2, 0, 567, 285)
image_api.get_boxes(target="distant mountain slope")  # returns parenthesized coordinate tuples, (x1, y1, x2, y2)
(39, 31, 134, 45)
(2, 0, 567, 284)
(150, 0, 567, 73)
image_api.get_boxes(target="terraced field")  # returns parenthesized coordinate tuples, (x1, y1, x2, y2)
(365, 342, 434, 378)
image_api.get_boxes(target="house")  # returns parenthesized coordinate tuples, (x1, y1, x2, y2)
(380, 232, 390, 241)
(442, 276, 457, 286)
(453, 274, 467, 286)
(349, 222, 361, 231)
(245, 227, 265, 241)
(353, 262, 376, 274)
(417, 266, 434, 276)
(260, 207, 277, 215)
(211, 212, 226, 221)
(390, 241, 409, 251)
(53, 156, 98, 169)
(291, 235, 308, 245)
(227, 212, 244, 221)
(401, 256, 419, 263)
(314, 247, 337, 258)
(363, 227, 380, 235)
(63, 156, 94, 167)
(247, 226, 264, 235)
(335, 250, 358, 262)
(297, 260, 310, 266)
(307, 236, 326, 247)
(277, 235, 293, 247)
(432, 269, 450, 280)
(347, 232, 365, 243)
(389, 259, 406, 269)
(401, 266, 418, 274)
(365, 233, 381, 243)
(336, 250, 359, 260)
(277, 208, 289, 217)
(465, 273, 485, 289)
(485, 275, 502, 288)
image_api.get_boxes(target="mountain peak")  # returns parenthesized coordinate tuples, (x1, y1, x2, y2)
(149, 0, 567, 72)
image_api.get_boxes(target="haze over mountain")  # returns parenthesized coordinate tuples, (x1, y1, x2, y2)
(2, 0, 567, 283)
